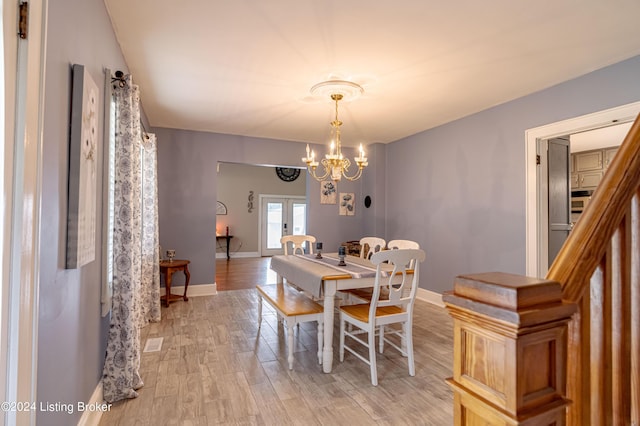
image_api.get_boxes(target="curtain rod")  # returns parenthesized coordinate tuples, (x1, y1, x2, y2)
(112, 70, 149, 136)
(112, 70, 127, 88)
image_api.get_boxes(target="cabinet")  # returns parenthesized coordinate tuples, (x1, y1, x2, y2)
(570, 146, 618, 190)
(575, 151, 602, 172)
(604, 147, 618, 170)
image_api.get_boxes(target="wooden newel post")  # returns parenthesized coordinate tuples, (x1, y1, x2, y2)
(443, 272, 577, 425)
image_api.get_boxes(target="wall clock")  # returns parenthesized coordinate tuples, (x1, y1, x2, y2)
(216, 201, 227, 215)
(275, 167, 301, 182)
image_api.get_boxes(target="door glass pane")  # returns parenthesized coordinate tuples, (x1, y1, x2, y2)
(291, 202, 306, 235)
(266, 202, 283, 249)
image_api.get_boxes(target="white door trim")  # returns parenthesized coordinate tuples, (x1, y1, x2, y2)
(525, 101, 640, 278)
(2, 1, 48, 425)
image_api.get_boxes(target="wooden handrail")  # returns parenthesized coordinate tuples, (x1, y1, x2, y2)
(547, 115, 640, 302)
(444, 113, 640, 425)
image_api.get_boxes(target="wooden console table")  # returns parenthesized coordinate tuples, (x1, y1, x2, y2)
(160, 259, 190, 307)
(216, 235, 233, 260)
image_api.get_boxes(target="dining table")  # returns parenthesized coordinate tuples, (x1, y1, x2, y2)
(270, 252, 394, 373)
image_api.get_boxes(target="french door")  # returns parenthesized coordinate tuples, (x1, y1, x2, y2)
(260, 196, 307, 256)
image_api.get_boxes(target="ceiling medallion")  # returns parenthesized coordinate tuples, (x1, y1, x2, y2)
(310, 80, 364, 102)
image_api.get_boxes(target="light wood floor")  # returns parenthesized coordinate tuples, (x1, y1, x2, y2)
(100, 257, 454, 425)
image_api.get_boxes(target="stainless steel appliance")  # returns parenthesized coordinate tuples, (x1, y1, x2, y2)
(571, 190, 592, 214)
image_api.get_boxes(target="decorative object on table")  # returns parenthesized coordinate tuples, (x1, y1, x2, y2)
(341, 241, 361, 256)
(364, 195, 372, 208)
(320, 180, 337, 204)
(339, 193, 355, 216)
(275, 167, 301, 182)
(166, 249, 176, 262)
(247, 190, 254, 213)
(301, 80, 368, 182)
(315, 242, 323, 259)
(216, 200, 227, 215)
(66, 64, 99, 269)
(338, 246, 347, 266)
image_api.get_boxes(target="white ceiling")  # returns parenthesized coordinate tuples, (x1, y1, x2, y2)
(570, 121, 632, 152)
(104, 0, 640, 147)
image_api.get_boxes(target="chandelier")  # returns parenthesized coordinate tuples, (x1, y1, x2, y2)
(302, 80, 368, 181)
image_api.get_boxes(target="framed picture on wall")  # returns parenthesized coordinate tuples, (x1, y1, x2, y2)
(339, 193, 355, 216)
(66, 64, 99, 269)
(320, 180, 337, 204)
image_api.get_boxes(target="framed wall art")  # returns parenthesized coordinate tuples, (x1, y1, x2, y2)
(66, 64, 99, 268)
(216, 201, 228, 215)
(320, 180, 337, 204)
(339, 193, 355, 216)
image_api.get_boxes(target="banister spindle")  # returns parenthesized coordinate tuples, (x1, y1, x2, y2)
(631, 190, 640, 425)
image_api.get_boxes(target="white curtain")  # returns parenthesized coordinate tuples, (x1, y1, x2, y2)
(102, 75, 161, 403)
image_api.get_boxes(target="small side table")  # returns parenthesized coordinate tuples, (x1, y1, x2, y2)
(160, 259, 190, 307)
(216, 235, 234, 260)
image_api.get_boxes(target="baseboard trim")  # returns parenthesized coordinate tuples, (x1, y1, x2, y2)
(216, 251, 260, 259)
(160, 283, 217, 297)
(416, 288, 444, 308)
(77, 381, 105, 426)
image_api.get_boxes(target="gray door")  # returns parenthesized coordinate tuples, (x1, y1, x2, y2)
(547, 138, 571, 267)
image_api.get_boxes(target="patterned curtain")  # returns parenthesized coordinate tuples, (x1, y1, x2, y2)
(102, 75, 161, 403)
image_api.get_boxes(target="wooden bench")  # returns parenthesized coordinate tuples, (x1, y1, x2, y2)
(256, 283, 324, 370)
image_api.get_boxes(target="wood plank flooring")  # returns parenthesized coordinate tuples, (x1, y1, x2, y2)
(215, 257, 277, 290)
(99, 257, 454, 425)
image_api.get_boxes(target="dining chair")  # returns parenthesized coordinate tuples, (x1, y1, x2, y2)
(346, 237, 420, 303)
(359, 237, 386, 260)
(280, 234, 318, 299)
(281, 235, 316, 255)
(341, 237, 387, 305)
(387, 239, 420, 250)
(339, 248, 425, 386)
(387, 239, 420, 270)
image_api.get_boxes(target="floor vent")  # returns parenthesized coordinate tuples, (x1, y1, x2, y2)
(143, 337, 163, 353)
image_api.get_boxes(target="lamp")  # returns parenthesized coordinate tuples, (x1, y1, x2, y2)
(302, 80, 368, 181)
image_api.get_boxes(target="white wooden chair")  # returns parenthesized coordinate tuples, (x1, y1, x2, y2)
(342, 237, 387, 304)
(280, 234, 318, 299)
(339, 248, 425, 386)
(280, 235, 316, 255)
(387, 239, 420, 269)
(387, 239, 420, 250)
(359, 237, 386, 260)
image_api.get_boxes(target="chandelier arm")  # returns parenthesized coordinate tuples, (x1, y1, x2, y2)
(306, 160, 332, 181)
(341, 162, 365, 181)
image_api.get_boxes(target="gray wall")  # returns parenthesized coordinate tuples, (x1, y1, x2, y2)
(385, 55, 640, 294)
(37, 0, 128, 424)
(154, 129, 366, 285)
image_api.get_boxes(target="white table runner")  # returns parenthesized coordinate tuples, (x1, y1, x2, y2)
(270, 253, 385, 297)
